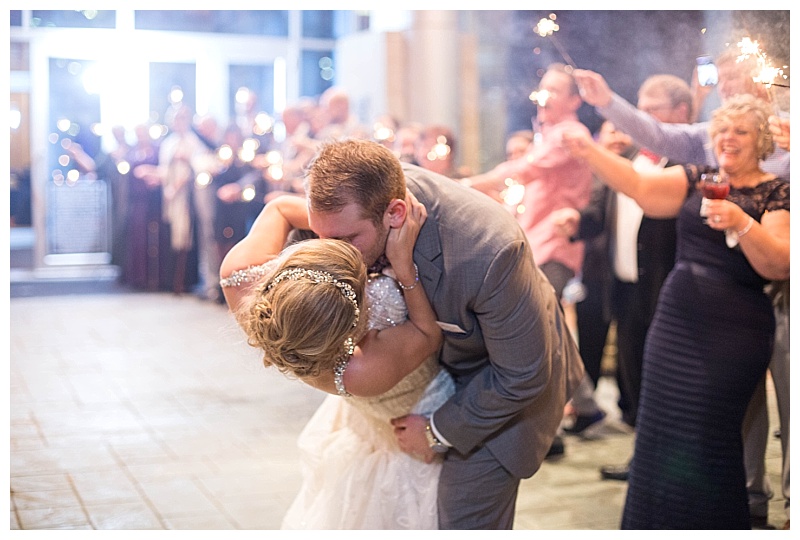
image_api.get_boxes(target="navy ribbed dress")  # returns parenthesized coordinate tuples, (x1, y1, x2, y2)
(621, 169, 789, 529)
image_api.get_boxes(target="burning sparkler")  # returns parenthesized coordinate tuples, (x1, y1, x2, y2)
(737, 37, 789, 89)
(735, 36, 789, 133)
(533, 14, 576, 68)
(528, 89, 551, 107)
(427, 136, 451, 162)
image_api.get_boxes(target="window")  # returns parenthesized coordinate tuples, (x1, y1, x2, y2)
(229, 64, 275, 119)
(301, 50, 334, 98)
(135, 10, 289, 36)
(30, 10, 116, 29)
(149, 62, 197, 123)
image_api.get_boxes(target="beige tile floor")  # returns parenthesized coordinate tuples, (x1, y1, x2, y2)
(8, 291, 787, 530)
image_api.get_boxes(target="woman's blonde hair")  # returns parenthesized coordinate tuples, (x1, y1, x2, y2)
(709, 94, 775, 161)
(236, 239, 367, 379)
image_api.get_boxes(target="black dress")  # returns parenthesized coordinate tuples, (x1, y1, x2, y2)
(621, 167, 789, 529)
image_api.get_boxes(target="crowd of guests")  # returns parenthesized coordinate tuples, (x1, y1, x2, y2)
(463, 48, 789, 529)
(79, 41, 789, 529)
(80, 86, 467, 302)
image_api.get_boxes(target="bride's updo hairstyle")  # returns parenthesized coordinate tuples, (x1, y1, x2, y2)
(237, 239, 367, 379)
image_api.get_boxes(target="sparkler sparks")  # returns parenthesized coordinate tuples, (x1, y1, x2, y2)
(533, 14, 576, 68)
(426, 136, 451, 162)
(534, 18, 559, 37)
(736, 37, 789, 89)
(529, 89, 551, 107)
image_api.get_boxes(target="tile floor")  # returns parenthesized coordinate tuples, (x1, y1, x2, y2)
(8, 291, 788, 530)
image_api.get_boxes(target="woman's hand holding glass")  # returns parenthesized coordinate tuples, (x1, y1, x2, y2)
(699, 173, 730, 226)
(703, 195, 753, 248)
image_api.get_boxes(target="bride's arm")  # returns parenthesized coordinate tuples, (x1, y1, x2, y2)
(220, 194, 309, 311)
(344, 193, 443, 397)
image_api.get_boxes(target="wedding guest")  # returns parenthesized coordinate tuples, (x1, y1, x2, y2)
(562, 94, 789, 529)
(575, 52, 791, 527)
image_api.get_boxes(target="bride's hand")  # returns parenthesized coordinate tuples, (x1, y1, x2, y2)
(385, 191, 426, 275)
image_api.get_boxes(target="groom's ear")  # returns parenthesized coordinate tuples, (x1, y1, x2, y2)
(384, 198, 408, 229)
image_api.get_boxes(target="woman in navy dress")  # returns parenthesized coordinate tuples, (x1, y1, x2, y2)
(563, 94, 790, 529)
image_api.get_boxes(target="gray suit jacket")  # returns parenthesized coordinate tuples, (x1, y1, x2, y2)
(403, 163, 585, 479)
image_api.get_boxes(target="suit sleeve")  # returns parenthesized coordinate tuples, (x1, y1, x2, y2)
(432, 239, 562, 454)
(597, 93, 712, 166)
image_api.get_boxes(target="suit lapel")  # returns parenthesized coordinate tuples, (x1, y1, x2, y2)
(406, 177, 443, 300)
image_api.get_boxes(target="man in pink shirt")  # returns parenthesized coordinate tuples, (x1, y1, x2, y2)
(463, 64, 596, 458)
(464, 63, 592, 298)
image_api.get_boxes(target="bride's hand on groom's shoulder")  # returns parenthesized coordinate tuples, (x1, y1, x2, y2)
(386, 192, 426, 272)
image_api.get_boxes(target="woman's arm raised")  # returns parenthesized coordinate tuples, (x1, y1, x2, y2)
(562, 129, 688, 218)
(220, 194, 309, 311)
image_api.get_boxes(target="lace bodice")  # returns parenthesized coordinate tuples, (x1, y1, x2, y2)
(680, 166, 790, 290)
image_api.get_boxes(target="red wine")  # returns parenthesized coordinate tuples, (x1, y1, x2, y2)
(701, 182, 730, 199)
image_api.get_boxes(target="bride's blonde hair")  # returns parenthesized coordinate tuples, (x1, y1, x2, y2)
(236, 239, 367, 379)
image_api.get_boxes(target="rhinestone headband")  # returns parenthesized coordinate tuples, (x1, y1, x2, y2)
(266, 267, 360, 327)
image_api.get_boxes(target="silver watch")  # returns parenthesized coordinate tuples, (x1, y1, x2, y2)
(425, 419, 449, 454)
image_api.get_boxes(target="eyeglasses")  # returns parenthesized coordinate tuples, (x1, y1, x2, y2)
(638, 103, 673, 116)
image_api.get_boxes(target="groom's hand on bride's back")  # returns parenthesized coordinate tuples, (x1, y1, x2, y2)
(391, 414, 436, 464)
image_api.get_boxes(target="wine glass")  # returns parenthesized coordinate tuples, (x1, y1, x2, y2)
(700, 173, 730, 200)
(699, 173, 730, 224)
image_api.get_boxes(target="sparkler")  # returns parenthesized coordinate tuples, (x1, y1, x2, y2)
(426, 136, 451, 162)
(534, 14, 576, 68)
(737, 37, 789, 89)
(528, 89, 551, 107)
(372, 121, 395, 144)
(735, 36, 789, 136)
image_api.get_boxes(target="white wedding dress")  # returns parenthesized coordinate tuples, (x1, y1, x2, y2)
(281, 273, 455, 530)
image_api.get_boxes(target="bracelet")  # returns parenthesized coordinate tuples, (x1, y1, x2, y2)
(396, 263, 419, 291)
(737, 216, 755, 238)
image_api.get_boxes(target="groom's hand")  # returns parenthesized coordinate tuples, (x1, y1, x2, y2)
(391, 414, 436, 463)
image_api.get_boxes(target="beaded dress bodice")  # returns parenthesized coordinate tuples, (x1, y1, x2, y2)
(346, 274, 448, 424)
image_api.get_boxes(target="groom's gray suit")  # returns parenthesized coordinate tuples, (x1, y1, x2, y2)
(404, 163, 585, 528)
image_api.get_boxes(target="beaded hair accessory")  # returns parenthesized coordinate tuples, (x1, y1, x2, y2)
(266, 267, 360, 328)
(264, 267, 361, 398)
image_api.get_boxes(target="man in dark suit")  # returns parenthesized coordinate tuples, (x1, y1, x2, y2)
(303, 138, 585, 529)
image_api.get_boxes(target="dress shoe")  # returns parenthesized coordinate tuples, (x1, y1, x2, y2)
(600, 463, 629, 481)
(564, 410, 606, 436)
(546, 435, 565, 460)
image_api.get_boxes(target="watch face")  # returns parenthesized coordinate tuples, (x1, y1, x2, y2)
(431, 443, 449, 454)
(425, 423, 447, 453)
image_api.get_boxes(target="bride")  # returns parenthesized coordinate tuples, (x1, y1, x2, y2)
(220, 193, 454, 529)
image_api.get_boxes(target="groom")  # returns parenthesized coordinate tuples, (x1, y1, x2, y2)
(301, 138, 584, 529)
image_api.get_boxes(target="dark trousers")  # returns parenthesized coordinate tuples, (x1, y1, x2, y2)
(575, 279, 611, 386)
(613, 280, 651, 428)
